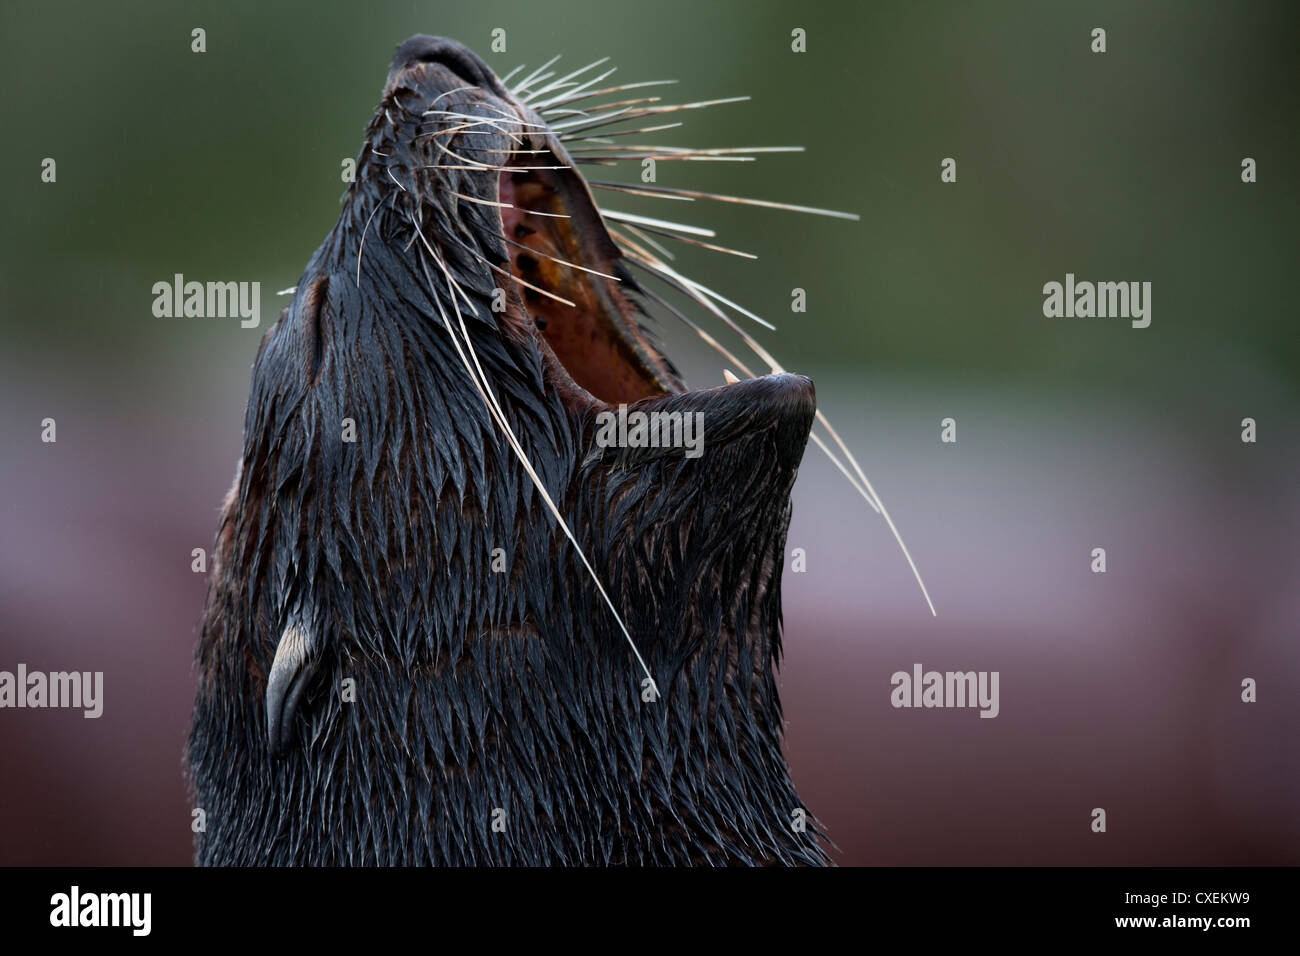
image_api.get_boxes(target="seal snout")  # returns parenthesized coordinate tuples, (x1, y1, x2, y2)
(387, 34, 508, 97)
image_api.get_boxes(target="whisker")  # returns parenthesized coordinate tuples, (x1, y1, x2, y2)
(534, 78, 678, 110)
(511, 55, 563, 95)
(422, 53, 932, 615)
(418, 126, 522, 142)
(669, 272, 776, 330)
(477, 102, 539, 128)
(412, 225, 658, 691)
(570, 145, 802, 157)
(623, 249, 932, 613)
(566, 122, 684, 139)
(552, 96, 750, 136)
(424, 109, 545, 132)
(432, 137, 503, 171)
(424, 164, 571, 172)
(585, 181, 696, 202)
(500, 231, 622, 281)
(354, 199, 384, 288)
(539, 96, 665, 121)
(573, 154, 755, 163)
(609, 224, 676, 263)
(541, 95, 664, 116)
(632, 279, 874, 504)
(440, 226, 578, 307)
(526, 66, 619, 109)
(428, 85, 476, 107)
(523, 80, 578, 103)
(625, 250, 774, 331)
(547, 105, 636, 133)
(523, 57, 611, 101)
(429, 135, 569, 174)
(598, 208, 714, 237)
(449, 191, 510, 207)
(609, 217, 758, 259)
(522, 70, 558, 91)
(596, 182, 861, 221)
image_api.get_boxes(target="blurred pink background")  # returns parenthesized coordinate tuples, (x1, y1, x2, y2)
(2, 358, 1295, 865)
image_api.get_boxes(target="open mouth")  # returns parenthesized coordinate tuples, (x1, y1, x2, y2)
(496, 134, 681, 406)
(372, 42, 930, 615)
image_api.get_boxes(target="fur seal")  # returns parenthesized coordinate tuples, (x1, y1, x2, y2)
(187, 35, 830, 865)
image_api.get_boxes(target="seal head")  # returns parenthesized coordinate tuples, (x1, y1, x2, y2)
(188, 35, 824, 866)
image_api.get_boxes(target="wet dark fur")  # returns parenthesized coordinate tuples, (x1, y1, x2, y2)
(187, 36, 826, 866)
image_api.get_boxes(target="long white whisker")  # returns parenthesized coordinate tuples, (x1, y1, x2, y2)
(511, 55, 562, 95)
(424, 109, 545, 131)
(528, 67, 618, 110)
(630, 277, 875, 505)
(440, 227, 578, 307)
(573, 145, 803, 156)
(355, 199, 384, 288)
(424, 164, 571, 172)
(432, 138, 502, 171)
(623, 248, 932, 612)
(574, 154, 755, 163)
(547, 105, 636, 133)
(412, 225, 659, 689)
(553, 96, 750, 136)
(432, 54, 932, 615)
(601, 182, 860, 220)
(612, 224, 677, 262)
(586, 181, 696, 202)
(539, 95, 664, 118)
(429, 85, 475, 107)
(524, 62, 595, 101)
(536, 78, 678, 111)
(500, 231, 622, 281)
(613, 218, 759, 257)
(568, 122, 684, 140)
(599, 208, 714, 237)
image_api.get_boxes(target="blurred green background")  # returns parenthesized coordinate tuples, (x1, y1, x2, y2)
(3, 0, 1297, 397)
